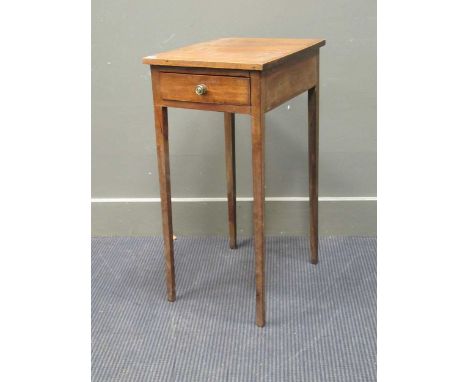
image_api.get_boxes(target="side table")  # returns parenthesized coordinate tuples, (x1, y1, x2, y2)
(143, 38, 325, 327)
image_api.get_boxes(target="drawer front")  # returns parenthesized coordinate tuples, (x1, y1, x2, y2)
(159, 72, 250, 105)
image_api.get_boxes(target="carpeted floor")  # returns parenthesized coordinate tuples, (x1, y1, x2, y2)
(92, 236, 376, 382)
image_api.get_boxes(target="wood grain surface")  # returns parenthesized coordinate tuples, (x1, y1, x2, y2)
(143, 38, 325, 70)
(159, 72, 250, 105)
(264, 51, 317, 112)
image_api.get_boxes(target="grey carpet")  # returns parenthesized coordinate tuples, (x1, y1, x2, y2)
(92, 236, 376, 382)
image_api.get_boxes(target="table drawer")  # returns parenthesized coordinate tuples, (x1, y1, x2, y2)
(159, 72, 250, 105)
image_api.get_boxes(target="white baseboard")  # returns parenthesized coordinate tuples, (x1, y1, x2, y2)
(92, 198, 377, 236)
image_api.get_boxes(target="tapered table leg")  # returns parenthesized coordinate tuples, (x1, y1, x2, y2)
(224, 112, 237, 249)
(154, 106, 175, 301)
(308, 86, 319, 264)
(252, 112, 265, 327)
(251, 71, 266, 326)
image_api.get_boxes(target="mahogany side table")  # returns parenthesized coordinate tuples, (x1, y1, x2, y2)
(143, 38, 325, 327)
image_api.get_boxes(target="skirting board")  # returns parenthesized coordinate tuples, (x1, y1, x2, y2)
(91, 200, 376, 236)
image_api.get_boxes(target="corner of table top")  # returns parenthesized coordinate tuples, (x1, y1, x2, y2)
(142, 55, 157, 65)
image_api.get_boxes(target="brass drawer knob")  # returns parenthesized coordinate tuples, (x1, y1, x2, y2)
(195, 84, 207, 95)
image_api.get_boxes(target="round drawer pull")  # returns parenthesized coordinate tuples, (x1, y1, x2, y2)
(195, 84, 207, 96)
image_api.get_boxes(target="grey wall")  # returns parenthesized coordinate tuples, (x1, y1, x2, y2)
(92, 0, 376, 236)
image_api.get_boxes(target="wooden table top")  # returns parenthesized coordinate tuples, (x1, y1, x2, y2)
(142, 38, 325, 71)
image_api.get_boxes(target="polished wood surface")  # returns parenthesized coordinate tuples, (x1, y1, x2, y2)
(224, 113, 237, 249)
(145, 38, 325, 326)
(143, 38, 325, 70)
(159, 72, 250, 105)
